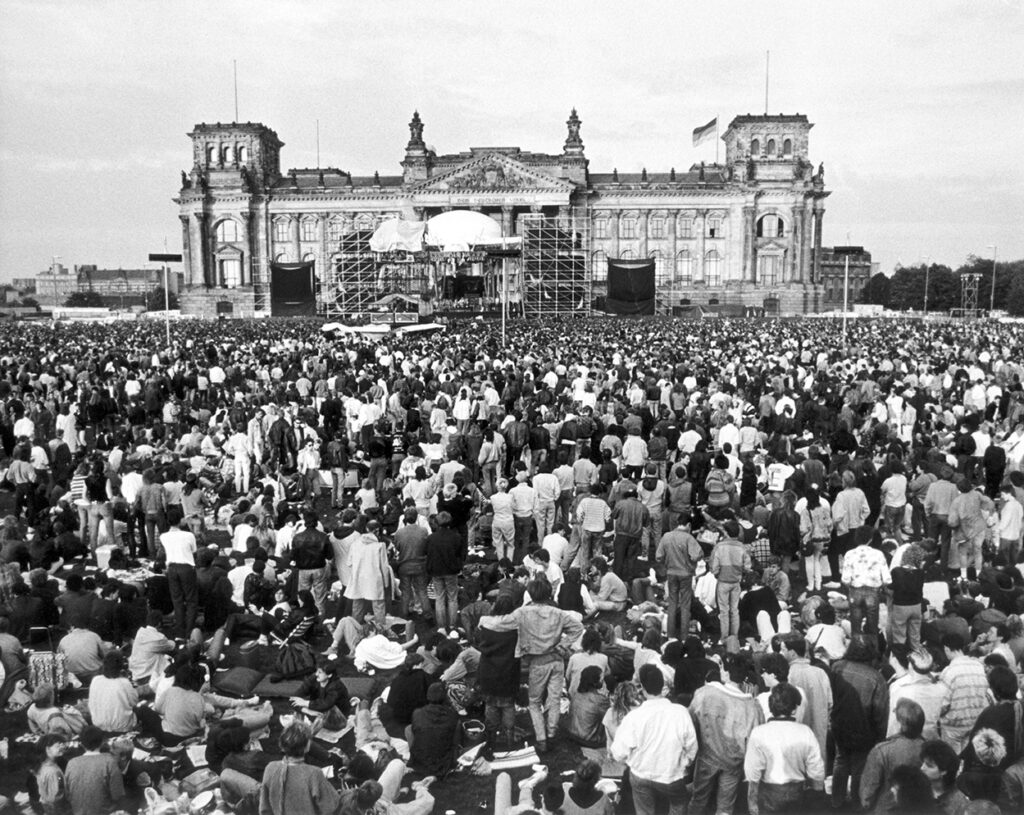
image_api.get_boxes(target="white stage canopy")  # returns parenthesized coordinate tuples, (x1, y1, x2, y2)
(367, 210, 520, 254)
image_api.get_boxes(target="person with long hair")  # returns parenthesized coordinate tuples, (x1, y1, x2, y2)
(564, 665, 610, 747)
(476, 594, 520, 750)
(33, 733, 68, 815)
(799, 487, 832, 592)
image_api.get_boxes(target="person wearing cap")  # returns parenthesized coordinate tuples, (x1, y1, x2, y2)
(709, 519, 752, 646)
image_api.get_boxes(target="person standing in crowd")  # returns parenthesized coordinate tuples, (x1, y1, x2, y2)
(840, 529, 891, 637)
(937, 631, 990, 754)
(831, 470, 870, 576)
(291, 510, 331, 614)
(481, 578, 584, 754)
(611, 663, 698, 815)
(655, 511, 704, 641)
(710, 519, 752, 645)
(425, 511, 464, 630)
(160, 514, 198, 640)
(744, 683, 825, 815)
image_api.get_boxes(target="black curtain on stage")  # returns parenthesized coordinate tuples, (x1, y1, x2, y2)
(270, 261, 316, 316)
(606, 258, 656, 314)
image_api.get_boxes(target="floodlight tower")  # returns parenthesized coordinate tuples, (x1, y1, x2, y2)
(961, 272, 981, 318)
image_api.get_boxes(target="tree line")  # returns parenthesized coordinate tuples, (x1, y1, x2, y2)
(859, 255, 1024, 315)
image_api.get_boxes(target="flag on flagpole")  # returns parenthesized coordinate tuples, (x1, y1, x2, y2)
(692, 117, 717, 147)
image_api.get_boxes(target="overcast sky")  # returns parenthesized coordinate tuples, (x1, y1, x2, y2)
(1, 0, 1022, 280)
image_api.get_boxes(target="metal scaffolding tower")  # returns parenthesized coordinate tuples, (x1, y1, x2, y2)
(520, 212, 591, 318)
(960, 272, 981, 318)
(322, 230, 376, 318)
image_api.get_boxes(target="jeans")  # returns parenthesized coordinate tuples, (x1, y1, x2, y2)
(534, 503, 557, 541)
(296, 565, 330, 614)
(577, 529, 603, 576)
(167, 562, 198, 639)
(881, 504, 905, 543)
(665, 574, 694, 641)
(630, 774, 688, 815)
(513, 516, 533, 559)
(352, 597, 386, 629)
(928, 514, 951, 568)
(492, 521, 515, 562)
(832, 745, 869, 807)
(398, 572, 430, 618)
(144, 511, 165, 559)
(432, 574, 459, 629)
(689, 754, 741, 815)
(525, 653, 563, 744)
(612, 533, 641, 580)
(716, 581, 741, 643)
(88, 501, 116, 550)
(890, 602, 922, 650)
(848, 586, 880, 636)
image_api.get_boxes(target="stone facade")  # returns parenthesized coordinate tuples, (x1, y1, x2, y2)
(174, 111, 833, 316)
(819, 246, 876, 308)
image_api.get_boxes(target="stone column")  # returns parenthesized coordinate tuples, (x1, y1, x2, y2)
(193, 212, 210, 287)
(695, 210, 707, 283)
(238, 212, 251, 286)
(501, 206, 514, 237)
(319, 212, 329, 289)
(638, 211, 648, 259)
(742, 206, 756, 284)
(291, 215, 301, 263)
(668, 212, 678, 285)
(611, 210, 622, 258)
(179, 216, 193, 286)
(812, 208, 825, 284)
(790, 207, 803, 283)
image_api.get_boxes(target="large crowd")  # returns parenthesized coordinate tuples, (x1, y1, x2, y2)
(0, 314, 1022, 815)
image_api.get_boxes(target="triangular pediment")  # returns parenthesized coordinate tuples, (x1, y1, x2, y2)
(413, 153, 575, 193)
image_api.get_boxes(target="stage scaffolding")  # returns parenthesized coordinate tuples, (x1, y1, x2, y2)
(323, 230, 376, 318)
(520, 212, 591, 318)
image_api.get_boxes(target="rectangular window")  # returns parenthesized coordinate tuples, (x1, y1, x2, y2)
(327, 220, 343, 242)
(301, 220, 317, 242)
(593, 219, 609, 239)
(679, 218, 693, 239)
(220, 258, 242, 289)
(707, 219, 722, 239)
(273, 220, 289, 243)
(620, 218, 637, 239)
(649, 218, 665, 238)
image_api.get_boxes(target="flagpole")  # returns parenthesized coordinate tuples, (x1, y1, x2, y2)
(716, 115, 720, 164)
(764, 51, 770, 115)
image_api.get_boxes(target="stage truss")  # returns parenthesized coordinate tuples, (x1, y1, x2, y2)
(520, 212, 591, 318)
(321, 213, 592, 321)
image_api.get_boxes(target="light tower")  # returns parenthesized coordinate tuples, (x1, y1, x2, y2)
(961, 272, 981, 318)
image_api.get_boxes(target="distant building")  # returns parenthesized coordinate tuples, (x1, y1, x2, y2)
(33, 263, 181, 307)
(174, 111, 835, 317)
(11, 278, 36, 294)
(819, 246, 875, 308)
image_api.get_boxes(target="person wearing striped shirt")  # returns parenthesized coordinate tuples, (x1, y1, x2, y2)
(575, 485, 611, 576)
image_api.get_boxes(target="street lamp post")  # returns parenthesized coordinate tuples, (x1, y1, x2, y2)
(921, 255, 930, 314)
(987, 245, 997, 314)
(51, 256, 61, 311)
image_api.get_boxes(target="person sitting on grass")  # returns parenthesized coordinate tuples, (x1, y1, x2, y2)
(289, 657, 352, 718)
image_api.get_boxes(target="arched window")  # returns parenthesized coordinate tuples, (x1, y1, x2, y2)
(650, 251, 667, 286)
(215, 220, 240, 242)
(620, 249, 636, 260)
(302, 252, 317, 264)
(223, 145, 235, 164)
(782, 138, 792, 157)
(207, 145, 217, 164)
(705, 250, 722, 286)
(750, 138, 760, 156)
(237, 145, 248, 163)
(766, 139, 776, 157)
(756, 215, 785, 239)
(592, 250, 607, 282)
(300, 219, 317, 242)
(675, 250, 692, 284)
(274, 253, 289, 263)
